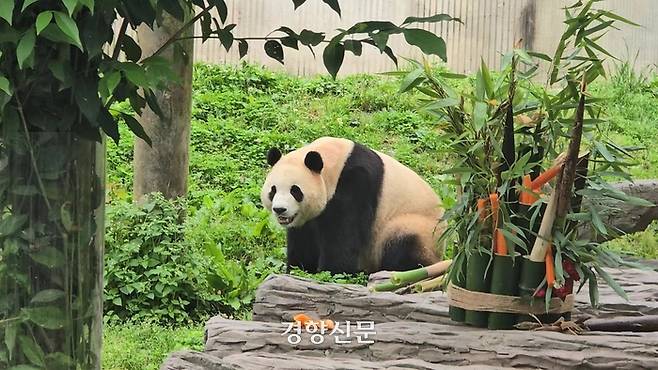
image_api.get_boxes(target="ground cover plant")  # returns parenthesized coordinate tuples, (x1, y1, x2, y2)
(101, 61, 658, 369)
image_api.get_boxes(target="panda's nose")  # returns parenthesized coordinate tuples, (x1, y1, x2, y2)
(273, 207, 287, 215)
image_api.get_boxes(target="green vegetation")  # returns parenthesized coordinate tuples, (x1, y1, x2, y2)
(605, 221, 658, 260)
(103, 324, 204, 370)
(590, 61, 658, 179)
(102, 61, 657, 369)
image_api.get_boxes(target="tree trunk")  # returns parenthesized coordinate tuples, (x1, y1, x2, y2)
(134, 9, 193, 201)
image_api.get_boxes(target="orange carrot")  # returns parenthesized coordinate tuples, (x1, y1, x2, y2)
(531, 163, 563, 190)
(495, 229, 508, 255)
(489, 193, 499, 253)
(477, 198, 487, 221)
(293, 313, 313, 326)
(519, 174, 539, 205)
(489, 193, 499, 228)
(545, 244, 555, 288)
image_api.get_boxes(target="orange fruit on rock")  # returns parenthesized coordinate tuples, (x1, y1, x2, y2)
(293, 313, 313, 326)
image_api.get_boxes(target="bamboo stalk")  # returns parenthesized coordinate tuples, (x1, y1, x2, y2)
(529, 190, 558, 262)
(449, 254, 467, 322)
(390, 259, 452, 285)
(413, 275, 446, 293)
(370, 281, 407, 292)
(488, 253, 522, 329)
(501, 54, 518, 207)
(464, 251, 492, 327)
(570, 153, 591, 213)
(554, 77, 587, 223)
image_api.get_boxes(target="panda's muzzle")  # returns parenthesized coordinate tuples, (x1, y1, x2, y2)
(273, 207, 296, 226)
(277, 215, 296, 226)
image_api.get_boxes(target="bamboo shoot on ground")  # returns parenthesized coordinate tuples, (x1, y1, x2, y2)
(390, 259, 452, 285)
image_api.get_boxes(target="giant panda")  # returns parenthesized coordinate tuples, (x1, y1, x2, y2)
(261, 137, 445, 274)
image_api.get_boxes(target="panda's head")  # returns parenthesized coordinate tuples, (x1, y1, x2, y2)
(261, 147, 328, 228)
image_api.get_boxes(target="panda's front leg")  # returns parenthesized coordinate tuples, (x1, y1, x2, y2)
(286, 226, 319, 273)
(316, 215, 364, 274)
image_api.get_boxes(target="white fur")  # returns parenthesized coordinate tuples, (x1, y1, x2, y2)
(261, 137, 445, 272)
(261, 163, 327, 228)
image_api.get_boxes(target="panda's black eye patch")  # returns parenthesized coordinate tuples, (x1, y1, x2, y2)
(268, 186, 276, 201)
(290, 185, 304, 202)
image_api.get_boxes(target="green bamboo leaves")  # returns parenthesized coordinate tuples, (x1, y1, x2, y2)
(394, 1, 645, 312)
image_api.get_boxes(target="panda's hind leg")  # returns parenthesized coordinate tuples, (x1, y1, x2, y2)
(377, 214, 443, 272)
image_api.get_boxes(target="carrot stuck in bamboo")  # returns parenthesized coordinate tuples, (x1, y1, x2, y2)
(530, 150, 589, 191)
(530, 158, 565, 190)
(519, 174, 539, 205)
(495, 229, 508, 255)
(530, 78, 588, 262)
(477, 198, 488, 221)
(489, 193, 503, 254)
(545, 244, 555, 288)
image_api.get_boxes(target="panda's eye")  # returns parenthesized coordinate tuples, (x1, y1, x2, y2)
(268, 186, 276, 201)
(290, 185, 304, 202)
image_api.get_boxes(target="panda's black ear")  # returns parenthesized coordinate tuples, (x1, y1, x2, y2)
(267, 148, 282, 166)
(304, 151, 323, 173)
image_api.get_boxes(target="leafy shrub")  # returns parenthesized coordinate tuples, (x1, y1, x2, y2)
(104, 194, 222, 325)
(185, 189, 286, 318)
(193, 62, 281, 94)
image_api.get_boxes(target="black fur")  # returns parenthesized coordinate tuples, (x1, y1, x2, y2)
(290, 185, 304, 202)
(267, 148, 282, 166)
(286, 142, 384, 274)
(304, 151, 323, 173)
(380, 234, 427, 271)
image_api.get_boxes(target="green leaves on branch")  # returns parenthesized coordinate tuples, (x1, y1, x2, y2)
(16, 28, 36, 69)
(403, 28, 447, 61)
(264, 40, 284, 64)
(291, 0, 341, 16)
(0, 1, 14, 25)
(0, 1, 457, 151)
(53, 11, 82, 50)
(323, 41, 345, 79)
(402, 14, 461, 25)
(249, 14, 456, 78)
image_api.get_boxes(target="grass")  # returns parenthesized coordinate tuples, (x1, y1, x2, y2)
(589, 61, 658, 179)
(604, 221, 658, 260)
(102, 61, 658, 369)
(103, 324, 204, 370)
